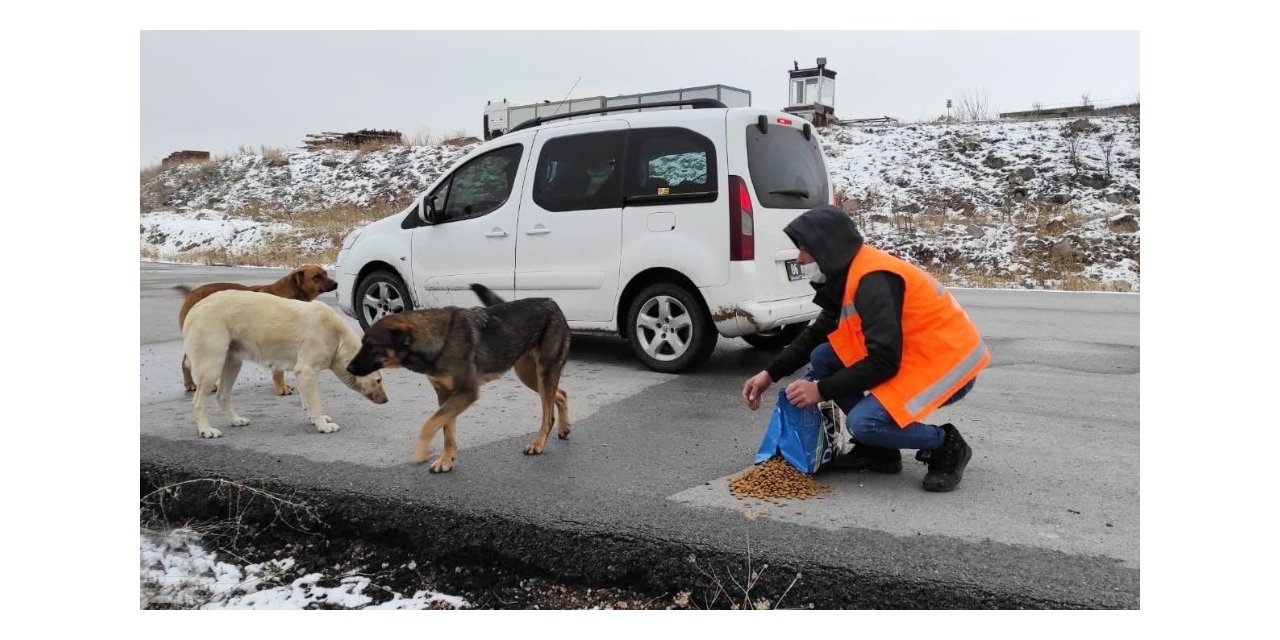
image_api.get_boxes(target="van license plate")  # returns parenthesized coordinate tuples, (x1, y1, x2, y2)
(785, 260, 805, 281)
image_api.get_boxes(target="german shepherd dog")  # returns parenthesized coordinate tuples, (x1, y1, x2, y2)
(346, 284, 571, 472)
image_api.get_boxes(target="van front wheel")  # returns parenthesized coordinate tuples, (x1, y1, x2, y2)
(625, 283, 717, 373)
(354, 270, 410, 332)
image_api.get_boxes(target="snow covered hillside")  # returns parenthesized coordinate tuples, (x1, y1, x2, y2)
(824, 116, 1140, 290)
(140, 116, 1139, 291)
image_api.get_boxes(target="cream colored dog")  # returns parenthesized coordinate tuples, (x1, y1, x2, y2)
(182, 290, 388, 439)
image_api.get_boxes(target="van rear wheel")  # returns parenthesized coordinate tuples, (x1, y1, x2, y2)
(741, 323, 807, 350)
(625, 283, 717, 373)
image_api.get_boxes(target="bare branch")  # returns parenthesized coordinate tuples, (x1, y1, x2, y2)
(956, 87, 990, 122)
(773, 572, 803, 610)
(140, 477, 323, 548)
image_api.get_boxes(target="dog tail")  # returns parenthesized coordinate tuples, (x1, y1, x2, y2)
(469, 283, 507, 307)
(173, 285, 193, 296)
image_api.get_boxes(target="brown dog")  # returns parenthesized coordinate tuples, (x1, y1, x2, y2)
(176, 264, 337, 394)
(345, 283, 570, 473)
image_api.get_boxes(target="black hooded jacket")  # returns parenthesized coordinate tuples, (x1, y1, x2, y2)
(765, 205, 905, 402)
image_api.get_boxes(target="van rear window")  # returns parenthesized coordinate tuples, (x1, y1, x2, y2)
(744, 124, 829, 209)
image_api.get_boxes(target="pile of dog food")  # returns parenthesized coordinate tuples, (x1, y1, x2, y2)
(729, 456, 831, 502)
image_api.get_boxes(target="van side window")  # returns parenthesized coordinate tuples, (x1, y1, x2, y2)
(624, 127, 717, 205)
(533, 131, 625, 212)
(435, 144, 523, 223)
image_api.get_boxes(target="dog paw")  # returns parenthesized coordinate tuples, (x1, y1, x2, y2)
(199, 428, 223, 439)
(184, 384, 197, 393)
(411, 447, 432, 464)
(231, 417, 250, 427)
(523, 443, 545, 455)
(557, 429, 570, 440)
(275, 384, 295, 396)
(316, 421, 341, 434)
(429, 459, 454, 473)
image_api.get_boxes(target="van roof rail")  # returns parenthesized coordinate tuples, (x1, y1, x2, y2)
(506, 98, 728, 134)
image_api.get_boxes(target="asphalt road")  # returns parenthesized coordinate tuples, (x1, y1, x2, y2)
(140, 262, 1139, 608)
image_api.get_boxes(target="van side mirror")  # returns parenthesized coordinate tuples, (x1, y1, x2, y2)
(421, 196, 439, 224)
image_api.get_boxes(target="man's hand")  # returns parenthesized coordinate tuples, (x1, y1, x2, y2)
(742, 371, 773, 411)
(785, 380, 822, 409)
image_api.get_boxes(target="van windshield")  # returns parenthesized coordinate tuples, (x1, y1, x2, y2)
(744, 124, 829, 209)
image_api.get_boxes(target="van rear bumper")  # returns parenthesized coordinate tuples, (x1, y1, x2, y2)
(702, 292, 820, 338)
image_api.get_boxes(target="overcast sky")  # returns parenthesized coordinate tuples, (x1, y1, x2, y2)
(140, 30, 1138, 166)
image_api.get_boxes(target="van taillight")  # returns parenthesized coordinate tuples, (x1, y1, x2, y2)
(729, 175, 754, 261)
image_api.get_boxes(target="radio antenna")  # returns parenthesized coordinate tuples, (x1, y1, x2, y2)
(549, 76, 582, 117)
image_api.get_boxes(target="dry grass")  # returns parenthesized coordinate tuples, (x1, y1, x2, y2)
(355, 137, 404, 154)
(801, 188, 1130, 291)
(925, 265, 1121, 292)
(143, 196, 1135, 291)
(917, 207, 949, 231)
(1060, 274, 1095, 291)
(437, 128, 473, 143)
(404, 130, 433, 147)
(261, 146, 287, 162)
(923, 250, 1132, 292)
(161, 202, 405, 267)
(253, 201, 404, 227)
(182, 243, 331, 268)
(141, 155, 215, 185)
(1060, 274, 1133, 292)
(926, 266, 1011, 289)
(1034, 206, 1086, 233)
(140, 163, 166, 184)
(229, 144, 291, 160)
(973, 200, 1090, 231)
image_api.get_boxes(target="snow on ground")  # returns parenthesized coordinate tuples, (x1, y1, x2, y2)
(816, 117, 1140, 290)
(142, 144, 474, 214)
(139, 116, 1139, 290)
(140, 528, 468, 610)
(140, 210, 291, 257)
(822, 117, 1140, 218)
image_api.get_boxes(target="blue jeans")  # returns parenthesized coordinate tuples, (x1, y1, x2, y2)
(807, 342, 974, 451)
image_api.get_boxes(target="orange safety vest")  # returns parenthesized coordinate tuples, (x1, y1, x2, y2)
(827, 245, 990, 428)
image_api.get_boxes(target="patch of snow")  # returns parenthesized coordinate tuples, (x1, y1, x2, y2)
(140, 528, 468, 610)
(140, 210, 293, 257)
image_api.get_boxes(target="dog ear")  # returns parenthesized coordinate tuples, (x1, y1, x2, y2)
(393, 329, 412, 348)
(386, 320, 413, 348)
(292, 269, 306, 290)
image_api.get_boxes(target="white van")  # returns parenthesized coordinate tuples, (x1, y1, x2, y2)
(335, 100, 833, 372)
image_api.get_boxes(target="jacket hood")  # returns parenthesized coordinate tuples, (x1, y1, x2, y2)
(783, 205, 863, 281)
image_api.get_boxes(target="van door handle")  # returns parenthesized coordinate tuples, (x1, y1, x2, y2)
(525, 226, 551, 236)
(485, 229, 509, 238)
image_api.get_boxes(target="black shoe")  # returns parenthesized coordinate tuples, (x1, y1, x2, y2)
(826, 441, 902, 474)
(921, 424, 972, 492)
